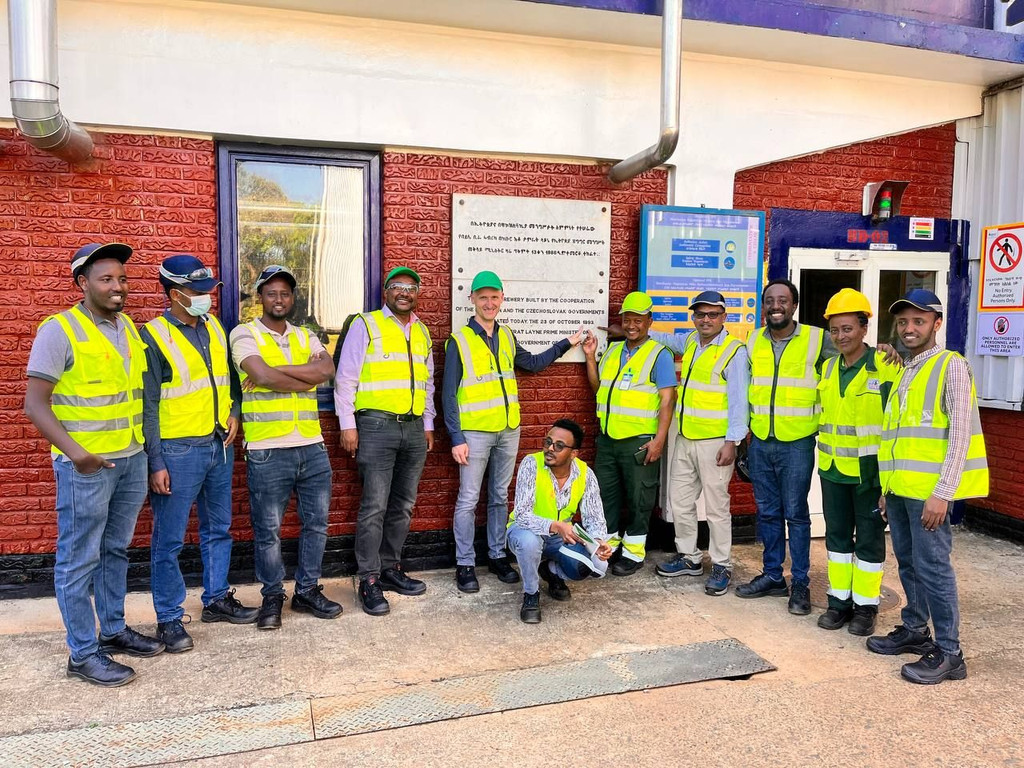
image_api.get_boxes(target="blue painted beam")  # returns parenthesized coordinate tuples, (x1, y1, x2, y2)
(523, 0, 1024, 64)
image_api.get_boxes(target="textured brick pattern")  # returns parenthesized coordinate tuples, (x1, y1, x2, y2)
(973, 410, 1024, 522)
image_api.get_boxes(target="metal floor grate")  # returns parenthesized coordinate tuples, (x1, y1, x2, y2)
(3, 639, 773, 767)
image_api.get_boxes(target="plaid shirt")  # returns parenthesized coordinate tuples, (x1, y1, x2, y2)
(511, 456, 608, 538)
(896, 345, 973, 501)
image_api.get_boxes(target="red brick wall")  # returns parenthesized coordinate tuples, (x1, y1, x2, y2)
(975, 410, 1024, 522)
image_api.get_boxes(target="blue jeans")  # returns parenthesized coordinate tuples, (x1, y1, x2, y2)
(246, 442, 331, 597)
(52, 452, 147, 662)
(886, 493, 961, 655)
(453, 427, 520, 565)
(506, 526, 595, 595)
(749, 435, 815, 586)
(354, 413, 428, 578)
(150, 440, 235, 622)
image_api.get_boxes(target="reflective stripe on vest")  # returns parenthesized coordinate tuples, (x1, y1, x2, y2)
(47, 305, 146, 456)
(453, 324, 520, 431)
(747, 325, 824, 441)
(238, 323, 321, 443)
(354, 310, 431, 415)
(879, 350, 989, 500)
(508, 453, 587, 528)
(144, 314, 232, 439)
(675, 334, 742, 439)
(596, 339, 665, 439)
(816, 351, 892, 480)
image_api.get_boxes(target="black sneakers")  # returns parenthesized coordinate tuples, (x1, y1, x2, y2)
(97, 626, 166, 657)
(456, 565, 480, 594)
(291, 585, 343, 619)
(67, 653, 136, 687)
(379, 565, 427, 596)
(788, 583, 812, 615)
(847, 605, 877, 637)
(257, 594, 285, 631)
(866, 625, 936, 656)
(735, 573, 789, 599)
(201, 589, 259, 624)
(520, 591, 541, 624)
(488, 556, 520, 584)
(901, 649, 967, 685)
(157, 619, 194, 653)
(539, 561, 571, 601)
(817, 607, 854, 630)
(611, 557, 643, 577)
(359, 577, 391, 616)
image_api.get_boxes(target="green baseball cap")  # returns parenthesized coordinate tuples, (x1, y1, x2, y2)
(471, 270, 503, 292)
(385, 266, 421, 285)
(620, 291, 654, 315)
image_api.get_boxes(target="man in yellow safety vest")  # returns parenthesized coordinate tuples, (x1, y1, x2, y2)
(582, 291, 676, 575)
(25, 243, 165, 687)
(869, 289, 989, 685)
(231, 265, 340, 631)
(443, 270, 585, 594)
(335, 266, 435, 616)
(142, 255, 259, 654)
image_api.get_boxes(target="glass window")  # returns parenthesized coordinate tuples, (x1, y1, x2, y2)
(217, 144, 381, 407)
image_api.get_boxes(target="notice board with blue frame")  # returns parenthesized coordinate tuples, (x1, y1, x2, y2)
(639, 205, 765, 343)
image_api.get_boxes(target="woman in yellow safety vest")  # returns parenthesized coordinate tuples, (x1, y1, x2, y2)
(815, 289, 899, 637)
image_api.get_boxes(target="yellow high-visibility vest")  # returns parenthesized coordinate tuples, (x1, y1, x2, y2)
(508, 453, 587, 528)
(46, 305, 146, 455)
(747, 324, 823, 441)
(596, 339, 666, 439)
(452, 324, 520, 431)
(144, 314, 233, 439)
(879, 349, 988, 500)
(354, 310, 431, 415)
(238, 322, 320, 443)
(676, 334, 742, 439)
(816, 350, 896, 480)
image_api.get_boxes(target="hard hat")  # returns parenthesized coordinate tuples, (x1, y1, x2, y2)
(620, 291, 654, 315)
(823, 288, 873, 319)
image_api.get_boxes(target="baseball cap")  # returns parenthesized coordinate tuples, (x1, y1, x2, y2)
(620, 291, 654, 315)
(254, 264, 297, 293)
(159, 254, 220, 293)
(889, 288, 943, 316)
(385, 266, 421, 286)
(689, 291, 727, 310)
(471, 270, 503, 292)
(71, 242, 132, 279)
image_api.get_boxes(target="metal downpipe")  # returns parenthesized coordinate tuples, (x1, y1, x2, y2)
(607, 0, 682, 184)
(8, 0, 93, 163)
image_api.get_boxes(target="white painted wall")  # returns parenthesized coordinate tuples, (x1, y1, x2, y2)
(0, 0, 985, 207)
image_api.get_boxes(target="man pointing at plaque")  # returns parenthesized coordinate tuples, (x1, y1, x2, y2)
(442, 270, 585, 593)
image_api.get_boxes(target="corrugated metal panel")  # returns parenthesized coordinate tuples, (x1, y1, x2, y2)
(955, 86, 1024, 410)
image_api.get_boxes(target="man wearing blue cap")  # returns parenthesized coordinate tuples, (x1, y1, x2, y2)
(25, 243, 164, 687)
(142, 255, 259, 653)
(870, 289, 989, 685)
(443, 270, 585, 593)
(652, 291, 749, 596)
(506, 420, 613, 623)
(582, 291, 676, 575)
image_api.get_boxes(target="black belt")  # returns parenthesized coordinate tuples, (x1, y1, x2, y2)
(357, 409, 422, 423)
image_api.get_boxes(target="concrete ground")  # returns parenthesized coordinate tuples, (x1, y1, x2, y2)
(1, 531, 1022, 767)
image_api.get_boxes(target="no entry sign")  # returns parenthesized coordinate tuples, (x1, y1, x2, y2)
(980, 222, 1024, 311)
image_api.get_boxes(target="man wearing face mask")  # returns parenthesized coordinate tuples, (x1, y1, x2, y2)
(141, 255, 258, 653)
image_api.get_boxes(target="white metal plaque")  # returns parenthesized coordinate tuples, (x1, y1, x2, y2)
(451, 194, 611, 363)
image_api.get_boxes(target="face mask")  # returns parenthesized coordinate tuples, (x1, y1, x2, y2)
(175, 291, 212, 317)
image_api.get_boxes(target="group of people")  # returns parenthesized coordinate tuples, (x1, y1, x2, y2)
(23, 241, 987, 691)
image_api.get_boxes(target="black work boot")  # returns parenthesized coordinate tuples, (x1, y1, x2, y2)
(847, 605, 877, 637)
(202, 589, 259, 624)
(456, 566, 480, 593)
(539, 561, 571, 601)
(817, 607, 853, 631)
(257, 594, 285, 631)
(867, 625, 936, 655)
(488, 556, 520, 584)
(291, 585, 343, 619)
(157, 619, 194, 653)
(520, 591, 541, 624)
(98, 627, 166, 657)
(901, 649, 967, 685)
(787, 583, 812, 615)
(359, 577, 391, 616)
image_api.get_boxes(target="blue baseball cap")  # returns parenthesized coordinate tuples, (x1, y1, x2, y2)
(254, 264, 297, 293)
(159, 254, 220, 293)
(889, 289, 943, 316)
(71, 242, 132, 279)
(689, 290, 727, 310)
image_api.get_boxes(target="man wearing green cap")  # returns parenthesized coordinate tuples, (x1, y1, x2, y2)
(335, 266, 435, 616)
(443, 270, 585, 593)
(582, 291, 676, 575)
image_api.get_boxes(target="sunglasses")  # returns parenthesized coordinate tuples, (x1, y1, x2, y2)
(692, 310, 725, 320)
(160, 265, 215, 284)
(543, 437, 575, 452)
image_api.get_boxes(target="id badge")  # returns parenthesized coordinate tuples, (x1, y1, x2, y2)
(619, 371, 634, 390)
(866, 378, 881, 393)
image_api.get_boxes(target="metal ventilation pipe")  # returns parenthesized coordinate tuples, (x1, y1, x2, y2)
(607, 0, 682, 184)
(8, 0, 93, 163)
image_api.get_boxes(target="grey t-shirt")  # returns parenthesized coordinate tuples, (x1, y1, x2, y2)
(26, 306, 144, 460)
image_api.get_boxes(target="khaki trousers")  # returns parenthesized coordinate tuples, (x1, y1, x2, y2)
(669, 434, 734, 567)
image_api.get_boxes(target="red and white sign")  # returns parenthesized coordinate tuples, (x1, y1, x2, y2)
(980, 222, 1024, 311)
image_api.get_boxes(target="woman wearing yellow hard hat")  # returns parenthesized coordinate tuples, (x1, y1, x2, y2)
(816, 288, 900, 636)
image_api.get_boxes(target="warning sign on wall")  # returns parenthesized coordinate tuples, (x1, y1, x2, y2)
(977, 312, 1024, 357)
(980, 222, 1024, 311)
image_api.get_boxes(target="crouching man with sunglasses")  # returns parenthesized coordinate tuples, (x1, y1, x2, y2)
(505, 420, 613, 624)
